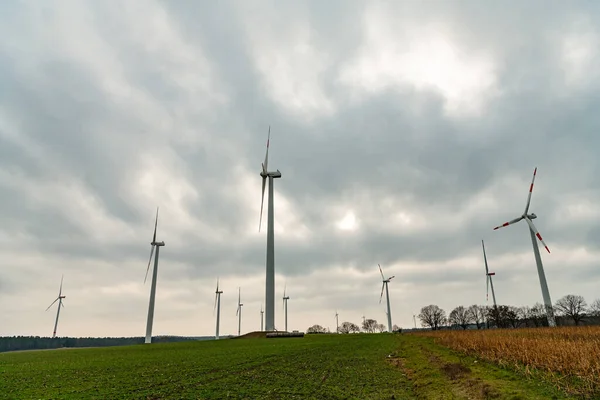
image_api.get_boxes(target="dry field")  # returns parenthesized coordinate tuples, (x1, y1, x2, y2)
(418, 326, 600, 398)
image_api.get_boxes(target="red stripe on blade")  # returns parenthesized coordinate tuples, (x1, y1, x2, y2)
(536, 233, 543, 240)
(530, 183, 534, 192)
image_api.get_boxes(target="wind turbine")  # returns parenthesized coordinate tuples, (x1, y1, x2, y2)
(413, 314, 417, 329)
(282, 284, 290, 332)
(144, 207, 165, 344)
(214, 279, 223, 340)
(236, 287, 243, 336)
(46, 275, 66, 338)
(258, 126, 282, 332)
(481, 240, 498, 309)
(378, 264, 394, 333)
(493, 168, 556, 327)
(260, 304, 264, 331)
(335, 310, 339, 334)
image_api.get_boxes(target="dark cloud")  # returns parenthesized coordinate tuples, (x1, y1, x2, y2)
(1, 0, 599, 336)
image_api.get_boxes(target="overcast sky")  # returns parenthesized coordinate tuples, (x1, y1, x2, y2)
(1, 1, 599, 338)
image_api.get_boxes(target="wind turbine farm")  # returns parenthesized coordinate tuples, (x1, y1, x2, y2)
(3, 2, 600, 398)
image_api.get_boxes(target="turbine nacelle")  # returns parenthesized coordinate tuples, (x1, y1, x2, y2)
(151, 241, 165, 246)
(260, 170, 282, 179)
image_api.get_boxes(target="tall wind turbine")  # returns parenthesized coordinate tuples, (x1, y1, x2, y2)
(335, 310, 339, 334)
(282, 284, 290, 332)
(481, 240, 498, 309)
(214, 279, 223, 340)
(144, 207, 165, 344)
(236, 287, 243, 336)
(258, 126, 282, 332)
(46, 275, 66, 338)
(260, 304, 264, 331)
(378, 264, 395, 333)
(493, 168, 556, 327)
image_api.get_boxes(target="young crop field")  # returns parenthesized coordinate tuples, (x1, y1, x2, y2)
(418, 326, 600, 398)
(0, 332, 581, 399)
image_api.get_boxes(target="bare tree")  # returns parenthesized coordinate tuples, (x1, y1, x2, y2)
(376, 323, 386, 333)
(339, 322, 360, 334)
(467, 305, 486, 329)
(362, 318, 378, 333)
(590, 299, 600, 317)
(418, 305, 446, 330)
(507, 306, 525, 328)
(392, 324, 400, 332)
(306, 325, 327, 334)
(555, 295, 588, 326)
(449, 306, 472, 329)
(529, 303, 547, 327)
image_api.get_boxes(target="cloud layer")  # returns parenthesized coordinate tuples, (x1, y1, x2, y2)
(1, 1, 599, 337)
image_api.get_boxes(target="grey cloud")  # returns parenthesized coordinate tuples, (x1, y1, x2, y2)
(1, 1, 599, 336)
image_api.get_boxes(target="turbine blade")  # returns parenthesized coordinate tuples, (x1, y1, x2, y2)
(525, 217, 550, 253)
(61, 301, 65, 308)
(379, 283, 385, 304)
(144, 245, 155, 284)
(493, 216, 523, 230)
(213, 293, 217, 315)
(283, 283, 286, 298)
(216, 277, 219, 292)
(236, 306, 239, 316)
(152, 207, 159, 243)
(263, 126, 270, 174)
(524, 167, 537, 215)
(378, 264, 385, 280)
(45, 297, 59, 311)
(238, 287, 241, 304)
(482, 240, 490, 274)
(59, 274, 64, 296)
(486, 275, 489, 302)
(258, 177, 267, 232)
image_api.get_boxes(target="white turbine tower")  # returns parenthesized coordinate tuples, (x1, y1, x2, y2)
(334, 310, 339, 334)
(258, 126, 281, 332)
(214, 279, 223, 340)
(493, 167, 556, 327)
(481, 240, 498, 309)
(260, 304, 264, 331)
(282, 284, 290, 332)
(45, 275, 66, 338)
(144, 207, 165, 344)
(236, 287, 243, 336)
(378, 264, 394, 333)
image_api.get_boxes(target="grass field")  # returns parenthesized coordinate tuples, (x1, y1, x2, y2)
(0, 332, 583, 399)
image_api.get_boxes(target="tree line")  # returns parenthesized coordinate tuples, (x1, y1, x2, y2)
(307, 318, 401, 334)
(418, 295, 600, 330)
(0, 336, 210, 353)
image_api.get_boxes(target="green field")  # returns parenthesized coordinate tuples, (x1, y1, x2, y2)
(0, 333, 574, 399)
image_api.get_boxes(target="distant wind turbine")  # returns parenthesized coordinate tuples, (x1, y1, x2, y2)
(481, 240, 498, 309)
(282, 284, 290, 332)
(214, 279, 223, 340)
(335, 310, 339, 334)
(144, 207, 165, 344)
(493, 168, 555, 327)
(258, 126, 282, 332)
(260, 304, 264, 331)
(236, 287, 243, 336)
(378, 264, 394, 333)
(45, 275, 66, 338)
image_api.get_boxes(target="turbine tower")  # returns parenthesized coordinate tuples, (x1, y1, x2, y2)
(481, 240, 498, 309)
(214, 279, 223, 340)
(45, 275, 66, 338)
(236, 287, 243, 336)
(335, 310, 339, 334)
(144, 207, 165, 344)
(378, 264, 395, 333)
(260, 304, 264, 331)
(493, 167, 556, 327)
(258, 126, 282, 332)
(282, 284, 290, 332)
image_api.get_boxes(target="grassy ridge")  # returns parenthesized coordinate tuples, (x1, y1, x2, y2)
(0, 333, 578, 399)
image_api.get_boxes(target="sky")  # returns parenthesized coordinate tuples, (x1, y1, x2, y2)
(1, 0, 599, 338)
